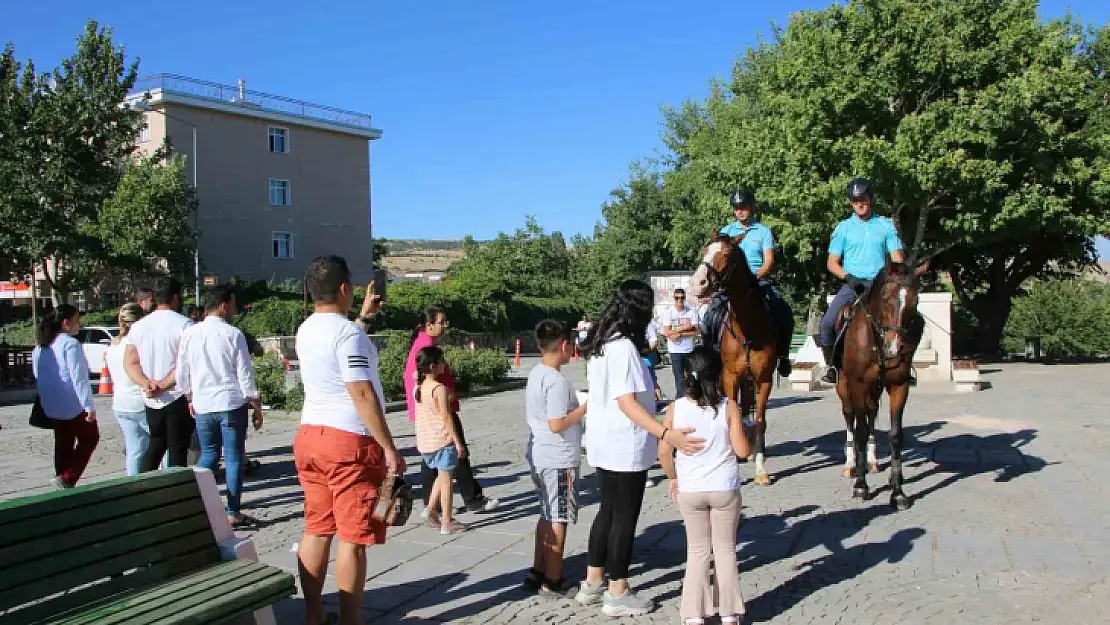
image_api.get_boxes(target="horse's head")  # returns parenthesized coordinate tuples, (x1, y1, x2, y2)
(869, 262, 920, 359)
(691, 233, 752, 299)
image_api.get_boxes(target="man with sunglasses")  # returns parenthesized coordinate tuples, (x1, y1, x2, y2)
(702, 189, 795, 377)
(658, 288, 699, 397)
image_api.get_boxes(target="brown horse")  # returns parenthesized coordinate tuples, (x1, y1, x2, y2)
(690, 233, 778, 485)
(835, 261, 921, 510)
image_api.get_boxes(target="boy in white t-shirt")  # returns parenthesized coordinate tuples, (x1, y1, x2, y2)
(523, 319, 587, 597)
(293, 255, 405, 625)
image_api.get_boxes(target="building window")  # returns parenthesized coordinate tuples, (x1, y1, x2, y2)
(268, 126, 289, 153)
(140, 123, 151, 143)
(269, 179, 291, 206)
(272, 232, 294, 259)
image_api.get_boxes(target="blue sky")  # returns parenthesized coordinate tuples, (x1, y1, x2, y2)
(2, 0, 1108, 253)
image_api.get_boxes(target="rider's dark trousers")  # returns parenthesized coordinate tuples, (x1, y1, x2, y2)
(820, 284, 857, 348)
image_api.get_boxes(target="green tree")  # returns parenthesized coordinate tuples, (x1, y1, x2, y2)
(372, 238, 389, 271)
(448, 216, 571, 299)
(662, 0, 1110, 352)
(1002, 278, 1110, 358)
(1, 20, 143, 301)
(100, 153, 197, 276)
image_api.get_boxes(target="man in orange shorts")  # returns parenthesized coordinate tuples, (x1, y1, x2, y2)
(294, 255, 405, 625)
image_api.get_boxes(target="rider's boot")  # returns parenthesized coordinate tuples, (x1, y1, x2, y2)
(777, 356, 793, 378)
(820, 346, 837, 384)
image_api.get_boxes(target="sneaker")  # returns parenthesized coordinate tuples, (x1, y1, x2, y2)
(440, 519, 469, 535)
(574, 580, 605, 605)
(464, 496, 500, 513)
(51, 476, 73, 490)
(601, 589, 653, 616)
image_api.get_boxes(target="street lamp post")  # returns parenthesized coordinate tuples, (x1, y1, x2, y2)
(135, 100, 201, 307)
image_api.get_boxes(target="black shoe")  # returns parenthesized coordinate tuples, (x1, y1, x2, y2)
(820, 367, 837, 384)
(777, 358, 792, 377)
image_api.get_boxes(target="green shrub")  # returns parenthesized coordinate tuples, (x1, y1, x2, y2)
(373, 330, 509, 402)
(252, 352, 291, 409)
(376, 330, 411, 402)
(237, 298, 304, 338)
(1002, 278, 1110, 358)
(508, 296, 583, 332)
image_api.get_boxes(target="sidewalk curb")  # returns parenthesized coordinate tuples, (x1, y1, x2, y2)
(383, 378, 528, 414)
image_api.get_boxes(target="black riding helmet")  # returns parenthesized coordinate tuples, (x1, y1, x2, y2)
(846, 177, 873, 201)
(729, 188, 756, 208)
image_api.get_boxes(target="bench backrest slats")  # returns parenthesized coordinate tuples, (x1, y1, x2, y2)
(0, 468, 221, 620)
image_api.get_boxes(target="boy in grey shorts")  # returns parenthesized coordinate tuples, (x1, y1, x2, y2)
(524, 319, 586, 597)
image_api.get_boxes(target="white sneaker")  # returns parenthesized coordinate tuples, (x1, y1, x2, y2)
(574, 580, 605, 605)
(601, 589, 653, 616)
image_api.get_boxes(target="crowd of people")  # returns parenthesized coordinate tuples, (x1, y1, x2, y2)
(24, 178, 922, 624)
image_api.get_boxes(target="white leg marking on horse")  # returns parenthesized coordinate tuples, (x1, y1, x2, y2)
(867, 438, 878, 469)
(755, 453, 766, 475)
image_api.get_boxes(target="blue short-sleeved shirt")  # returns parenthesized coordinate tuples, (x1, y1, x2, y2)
(827, 214, 903, 280)
(718, 221, 775, 272)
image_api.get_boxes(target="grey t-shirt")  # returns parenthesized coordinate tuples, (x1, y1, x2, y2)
(525, 363, 582, 469)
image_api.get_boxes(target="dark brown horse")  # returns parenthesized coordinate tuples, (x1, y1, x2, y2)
(836, 261, 921, 510)
(690, 233, 778, 485)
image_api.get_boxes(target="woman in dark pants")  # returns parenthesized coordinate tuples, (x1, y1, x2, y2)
(404, 307, 499, 515)
(573, 280, 705, 617)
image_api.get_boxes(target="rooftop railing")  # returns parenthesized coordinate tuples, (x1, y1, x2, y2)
(130, 73, 374, 130)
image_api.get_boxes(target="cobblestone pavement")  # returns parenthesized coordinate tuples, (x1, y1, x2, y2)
(2, 360, 1109, 624)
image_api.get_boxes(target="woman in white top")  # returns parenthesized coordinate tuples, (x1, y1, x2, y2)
(574, 280, 705, 617)
(103, 303, 148, 476)
(659, 346, 751, 625)
(31, 305, 100, 489)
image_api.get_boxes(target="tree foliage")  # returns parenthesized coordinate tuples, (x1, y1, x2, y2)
(100, 153, 196, 275)
(1003, 278, 1110, 358)
(656, 0, 1110, 352)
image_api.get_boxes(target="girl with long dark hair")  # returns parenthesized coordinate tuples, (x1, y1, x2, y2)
(575, 280, 705, 616)
(658, 346, 751, 624)
(32, 304, 100, 488)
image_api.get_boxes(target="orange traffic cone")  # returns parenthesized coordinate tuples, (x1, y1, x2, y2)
(98, 361, 113, 395)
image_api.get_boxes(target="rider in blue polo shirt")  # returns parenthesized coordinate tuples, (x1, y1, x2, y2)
(704, 188, 795, 377)
(819, 177, 906, 383)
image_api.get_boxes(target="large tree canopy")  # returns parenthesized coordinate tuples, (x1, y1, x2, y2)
(661, 0, 1110, 352)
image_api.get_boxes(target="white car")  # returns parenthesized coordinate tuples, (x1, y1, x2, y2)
(77, 326, 119, 376)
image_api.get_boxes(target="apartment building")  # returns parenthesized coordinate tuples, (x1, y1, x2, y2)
(125, 74, 382, 284)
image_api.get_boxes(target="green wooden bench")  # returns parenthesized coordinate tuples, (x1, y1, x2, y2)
(788, 333, 807, 358)
(0, 468, 294, 625)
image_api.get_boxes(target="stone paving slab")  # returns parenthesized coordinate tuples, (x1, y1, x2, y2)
(2, 360, 1109, 623)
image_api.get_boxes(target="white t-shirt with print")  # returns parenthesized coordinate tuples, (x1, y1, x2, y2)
(296, 312, 384, 436)
(127, 309, 194, 408)
(584, 336, 658, 472)
(658, 306, 699, 354)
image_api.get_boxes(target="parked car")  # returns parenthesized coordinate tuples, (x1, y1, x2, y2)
(77, 326, 119, 376)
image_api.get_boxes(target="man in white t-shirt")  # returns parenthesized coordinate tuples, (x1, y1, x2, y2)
(657, 288, 699, 398)
(293, 255, 404, 625)
(124, 277, 195, 471)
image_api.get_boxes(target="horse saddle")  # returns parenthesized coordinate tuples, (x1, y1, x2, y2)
(700, 285, 778, 355)
(831, 294, 868, 370)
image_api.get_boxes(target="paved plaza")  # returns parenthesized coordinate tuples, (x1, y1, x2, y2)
(2, 360, 1109, 624)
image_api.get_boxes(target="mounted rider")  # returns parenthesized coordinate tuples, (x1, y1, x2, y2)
(701, 188, 795, 378)
(819, 177, 911, 384)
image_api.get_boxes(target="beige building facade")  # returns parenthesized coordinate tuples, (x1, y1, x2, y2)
(126, 74, 382, 285)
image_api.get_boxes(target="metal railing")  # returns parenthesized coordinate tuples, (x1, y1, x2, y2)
(130, 73, 375, 130)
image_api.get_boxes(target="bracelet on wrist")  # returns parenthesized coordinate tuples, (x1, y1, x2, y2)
(660, 427, 669, 441)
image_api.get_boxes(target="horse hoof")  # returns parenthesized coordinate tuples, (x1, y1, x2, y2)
(891, 494, 912, 511)
(754, 473, 772, 486)
(852, 486, 869, 500)
(842, 467, 856, 478)
(869, 463, 880, 474)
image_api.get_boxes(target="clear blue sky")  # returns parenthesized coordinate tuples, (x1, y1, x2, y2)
(2, 0, 1107, 251)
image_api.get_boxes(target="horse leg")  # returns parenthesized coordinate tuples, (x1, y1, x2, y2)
(867, 433, 879, 474)
(850, 390, 871, 500)
(887, 382, 912, 510)
(740, 376, 756, 463)
(842, 425, 856, 478)
(722, 370, 746, 463)
(753, 380, 772, 486)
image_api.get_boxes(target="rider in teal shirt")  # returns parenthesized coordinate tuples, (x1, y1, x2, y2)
(703, 189, 795, 377)
(819, 177, 915, 383)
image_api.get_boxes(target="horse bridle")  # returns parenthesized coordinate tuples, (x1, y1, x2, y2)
(853, 286, 914, 370)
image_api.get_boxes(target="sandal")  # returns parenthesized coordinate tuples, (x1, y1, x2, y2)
(523, 567, 544, 591)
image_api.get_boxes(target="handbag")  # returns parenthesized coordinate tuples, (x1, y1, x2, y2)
(371, 474, 413, 527)
(28, 395, 52, 429)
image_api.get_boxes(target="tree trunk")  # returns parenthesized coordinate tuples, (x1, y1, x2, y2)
(40, 259, 66, 308)
(962, 288, 1015, 355)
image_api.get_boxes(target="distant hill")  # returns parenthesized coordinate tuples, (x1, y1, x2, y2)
(378, 238, 471, 274)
